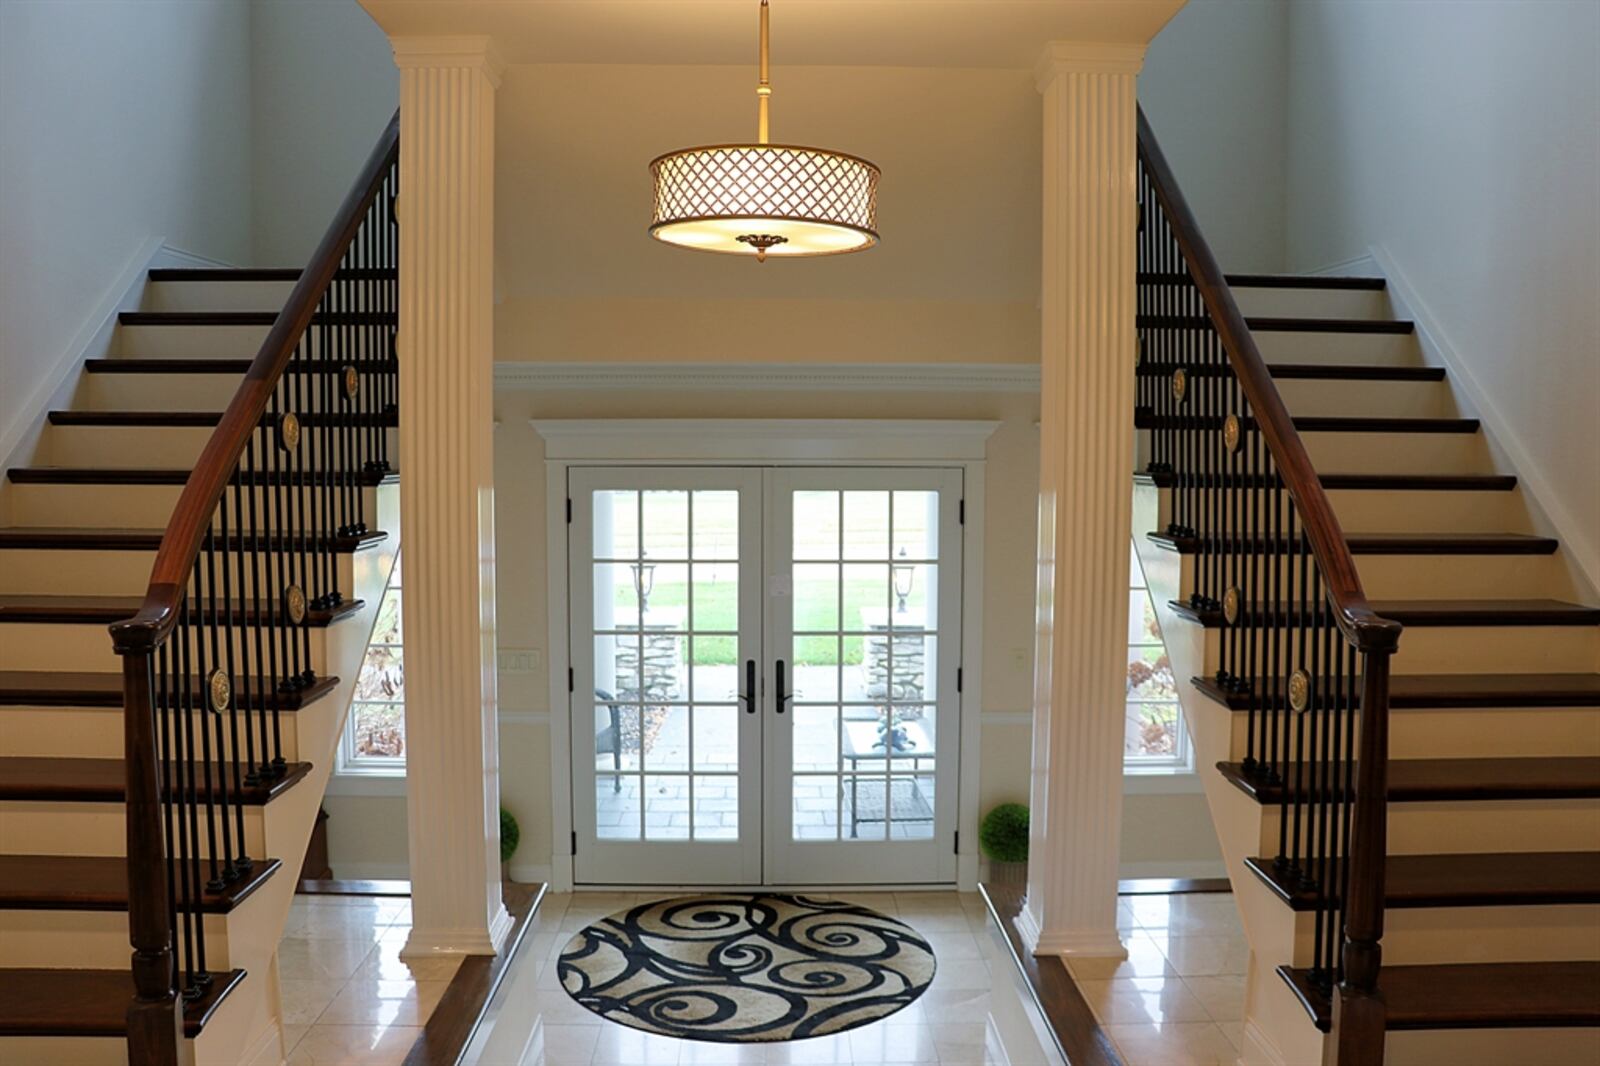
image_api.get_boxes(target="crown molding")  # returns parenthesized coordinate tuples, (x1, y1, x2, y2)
(391, 35, 504, 84)
(494, 361, 1040, 393)
(531, 419, 1001, 462)
(1035, 41, 1146, 90)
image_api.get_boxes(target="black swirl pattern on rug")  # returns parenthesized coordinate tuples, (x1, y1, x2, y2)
(557, 894, 937, 1043)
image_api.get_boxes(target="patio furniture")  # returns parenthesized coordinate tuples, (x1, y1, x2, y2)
(841, 718, 935, 837)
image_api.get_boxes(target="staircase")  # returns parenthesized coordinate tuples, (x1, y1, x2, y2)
(1134, 113, 1600, 1064)
(0, 117, 400, 1064)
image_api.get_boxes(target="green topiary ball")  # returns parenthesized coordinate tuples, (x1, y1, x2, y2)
(500, 807, 520, 864)
(979, 803, 1029, 864)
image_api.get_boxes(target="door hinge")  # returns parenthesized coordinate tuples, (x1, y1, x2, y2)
(566, 498, 573, 523)
(953, 830, 960, 855)
(571, 830, 578, 856)
(568, 666, 575, 693)
(956, 667, 963, 692)
(958, 499, 965, 525)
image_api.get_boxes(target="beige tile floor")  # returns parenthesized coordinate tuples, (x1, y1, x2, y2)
(276, 888, 1250, 1065)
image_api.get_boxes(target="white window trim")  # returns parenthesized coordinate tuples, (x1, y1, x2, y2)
(537, 418, 995, 893)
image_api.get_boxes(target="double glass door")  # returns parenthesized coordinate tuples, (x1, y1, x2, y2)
(568, 466, 963, 886)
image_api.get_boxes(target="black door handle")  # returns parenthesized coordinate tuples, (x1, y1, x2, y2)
(741, 659, 757, 714)
(774, 659, 791, 715)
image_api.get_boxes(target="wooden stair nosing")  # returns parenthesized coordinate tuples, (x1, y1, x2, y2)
(0, 855, 282, 914)
(1217, 757, 1600, 804)
(0, 526, 385, 553)
(0, 670, 338, 710)
(1137, 470, 1519, 492)
(0, 966, 244, 1038)
(1170, 597, 1600, 629)
(1148, 530, 1557, 556)
(1134, 409, 1480, 434)
(118, 310, 394, 327)
(7, 466, 396, 486)
(0, 756, 312, 804)
(84, 357, 397, 375)
(1193, 671, 1600, 711)
(1245, 852, 1600, 911)
(0, 594, 363, 627)
(1137, 314, 1414, 334)
(1137, 273, 1388, 291)
(1278, 961, 1600, 1033)
(1135, 362, 1442, 382)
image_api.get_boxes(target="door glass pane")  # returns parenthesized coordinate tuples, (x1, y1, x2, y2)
(691, 563, 737, 632)
(890, 775, 936, 840)
(593, 563, 638, 626)
(793, 776, 839, 840)
(793, 563, 839, 631)
(694, 777, 738, 840)
(642, 491, 688, 559)
(843, 491, 889, 559)
(842, 563, 889, 634)
(792, 705, 839, 772)
(841, 775, 888, 841)
(892, 491, 939, 559)
(693, 707, 739, 772)
(592, 490, 639, 559)
(792, 634, 840, 702)
(888, 563, 936, 629)
(793, 491, 839, 560)
(691, 491, 738, 560)
(643, 774, 690, 840)
(596, 770, 640, 841)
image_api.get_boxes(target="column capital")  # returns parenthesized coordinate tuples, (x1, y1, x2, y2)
(392, 35, 504, 85)
(1035, 41, 1146, 91)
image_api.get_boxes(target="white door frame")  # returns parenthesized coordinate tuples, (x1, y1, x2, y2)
(539, 420, 997, 892)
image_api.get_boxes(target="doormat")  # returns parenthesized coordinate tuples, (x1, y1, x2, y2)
(557, 894, 936, 1042)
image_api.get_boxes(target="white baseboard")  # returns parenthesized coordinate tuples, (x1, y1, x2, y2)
(0, 234, 166, 477)
(154, 244, 239, 271)
(1297, 252, 1381, 278)
(1370, 243, 1600, 597)
(239, 1021, 286, 1066)
(1240, 1017, 1288, 1066)
(510, 861, 554, 885)
(328, 861, 410, 881)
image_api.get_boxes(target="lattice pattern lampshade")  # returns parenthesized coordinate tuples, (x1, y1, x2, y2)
(649, 144, 880, 258)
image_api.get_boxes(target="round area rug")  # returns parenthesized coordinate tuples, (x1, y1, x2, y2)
(557, 894, 936, 1043)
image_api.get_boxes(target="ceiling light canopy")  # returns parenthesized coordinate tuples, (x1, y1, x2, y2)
(649, 0, 880, 262)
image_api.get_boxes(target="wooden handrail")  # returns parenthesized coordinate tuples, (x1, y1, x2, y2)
(1135, 107, 1400, 656)
(108, 109, 400, 655)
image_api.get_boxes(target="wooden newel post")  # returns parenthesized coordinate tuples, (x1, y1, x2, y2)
(118, 644, 181, 1065)
(1326, 647, 1393, 1066)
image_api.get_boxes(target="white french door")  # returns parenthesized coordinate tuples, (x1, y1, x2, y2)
(568, 466, 963, 886)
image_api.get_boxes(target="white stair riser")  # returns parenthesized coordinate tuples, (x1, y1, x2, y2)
(1288, 904, 1600, 967)
(4, 481, 385, 530)
(1231, 286, 1393, 319)
(1227, 706, 1600, 761)
(1272, 377, 1458, 419)
(37, 426, 217, 469)
(0, 547, 361, 597)
(76, 373, 243, 412)
(1300, 430, 1492, 475)
(1202, 626, 1598, 677)
(0, 909, 230, 969)
(1159, 546, 1574, 602)
(1251, 330, 1421, 366)
(0, 801, 269, 859)
(113, 324, 387, 361)
(0, 706, 304, 761)
(1152, 483, 1530, 535)
(143, 280, 296, 313)
(1258, 797, 1600, 857)
(0, 622, 331, 676)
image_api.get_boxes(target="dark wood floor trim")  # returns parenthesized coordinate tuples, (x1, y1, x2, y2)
(1118, 876, 1232, 896)
(403, 881, 548, 1066)
(978, 881, 1123, 1066)
(296, 877, 411, 897)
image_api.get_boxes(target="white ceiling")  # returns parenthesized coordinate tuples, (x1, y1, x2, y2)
(360, 0, 1183, 69)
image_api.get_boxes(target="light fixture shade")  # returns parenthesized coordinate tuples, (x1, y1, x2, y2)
(650, 143, 880, 258)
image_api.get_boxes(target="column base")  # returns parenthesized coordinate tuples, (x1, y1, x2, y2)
(1018, 900, 1127, 959)
(401, 903, 513, 958)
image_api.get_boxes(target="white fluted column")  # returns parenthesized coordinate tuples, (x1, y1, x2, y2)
(1020, 42, 1144, 959)
(394, 36, 511, 958)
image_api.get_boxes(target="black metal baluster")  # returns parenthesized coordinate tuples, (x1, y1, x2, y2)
(220, 487, 249, 871)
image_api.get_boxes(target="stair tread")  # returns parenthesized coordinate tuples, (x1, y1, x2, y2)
(0, 670, 338, 709)
(1195, 672, 1600, 710)
(0, 854, 282, 913)
(84, 357, 396, 374)
(1150, 530, 1557, 555)
(1135, 362, 1444, 381)
(1218, 757, 1600, 803)
(1138, 470, 1518, 491)
(1246, 852, 1600, 910)
(1135, 410, 1479, 434)
(0, 593, 362, 626)
(7, 466, 395, 485)
(0, 526, 384, 552)
(1137, 314, 1414, 334)
(0, 756, 311, 803)
(1280, 961, 1600, 1032)
(119, 310, 394, 326)
(1173, 598, 1600, 627)
(148, 267, 392, 282)
(0, 966, 244, 1037)
(45, 410, 395, 429)
(1139, 273, 1388, 290)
